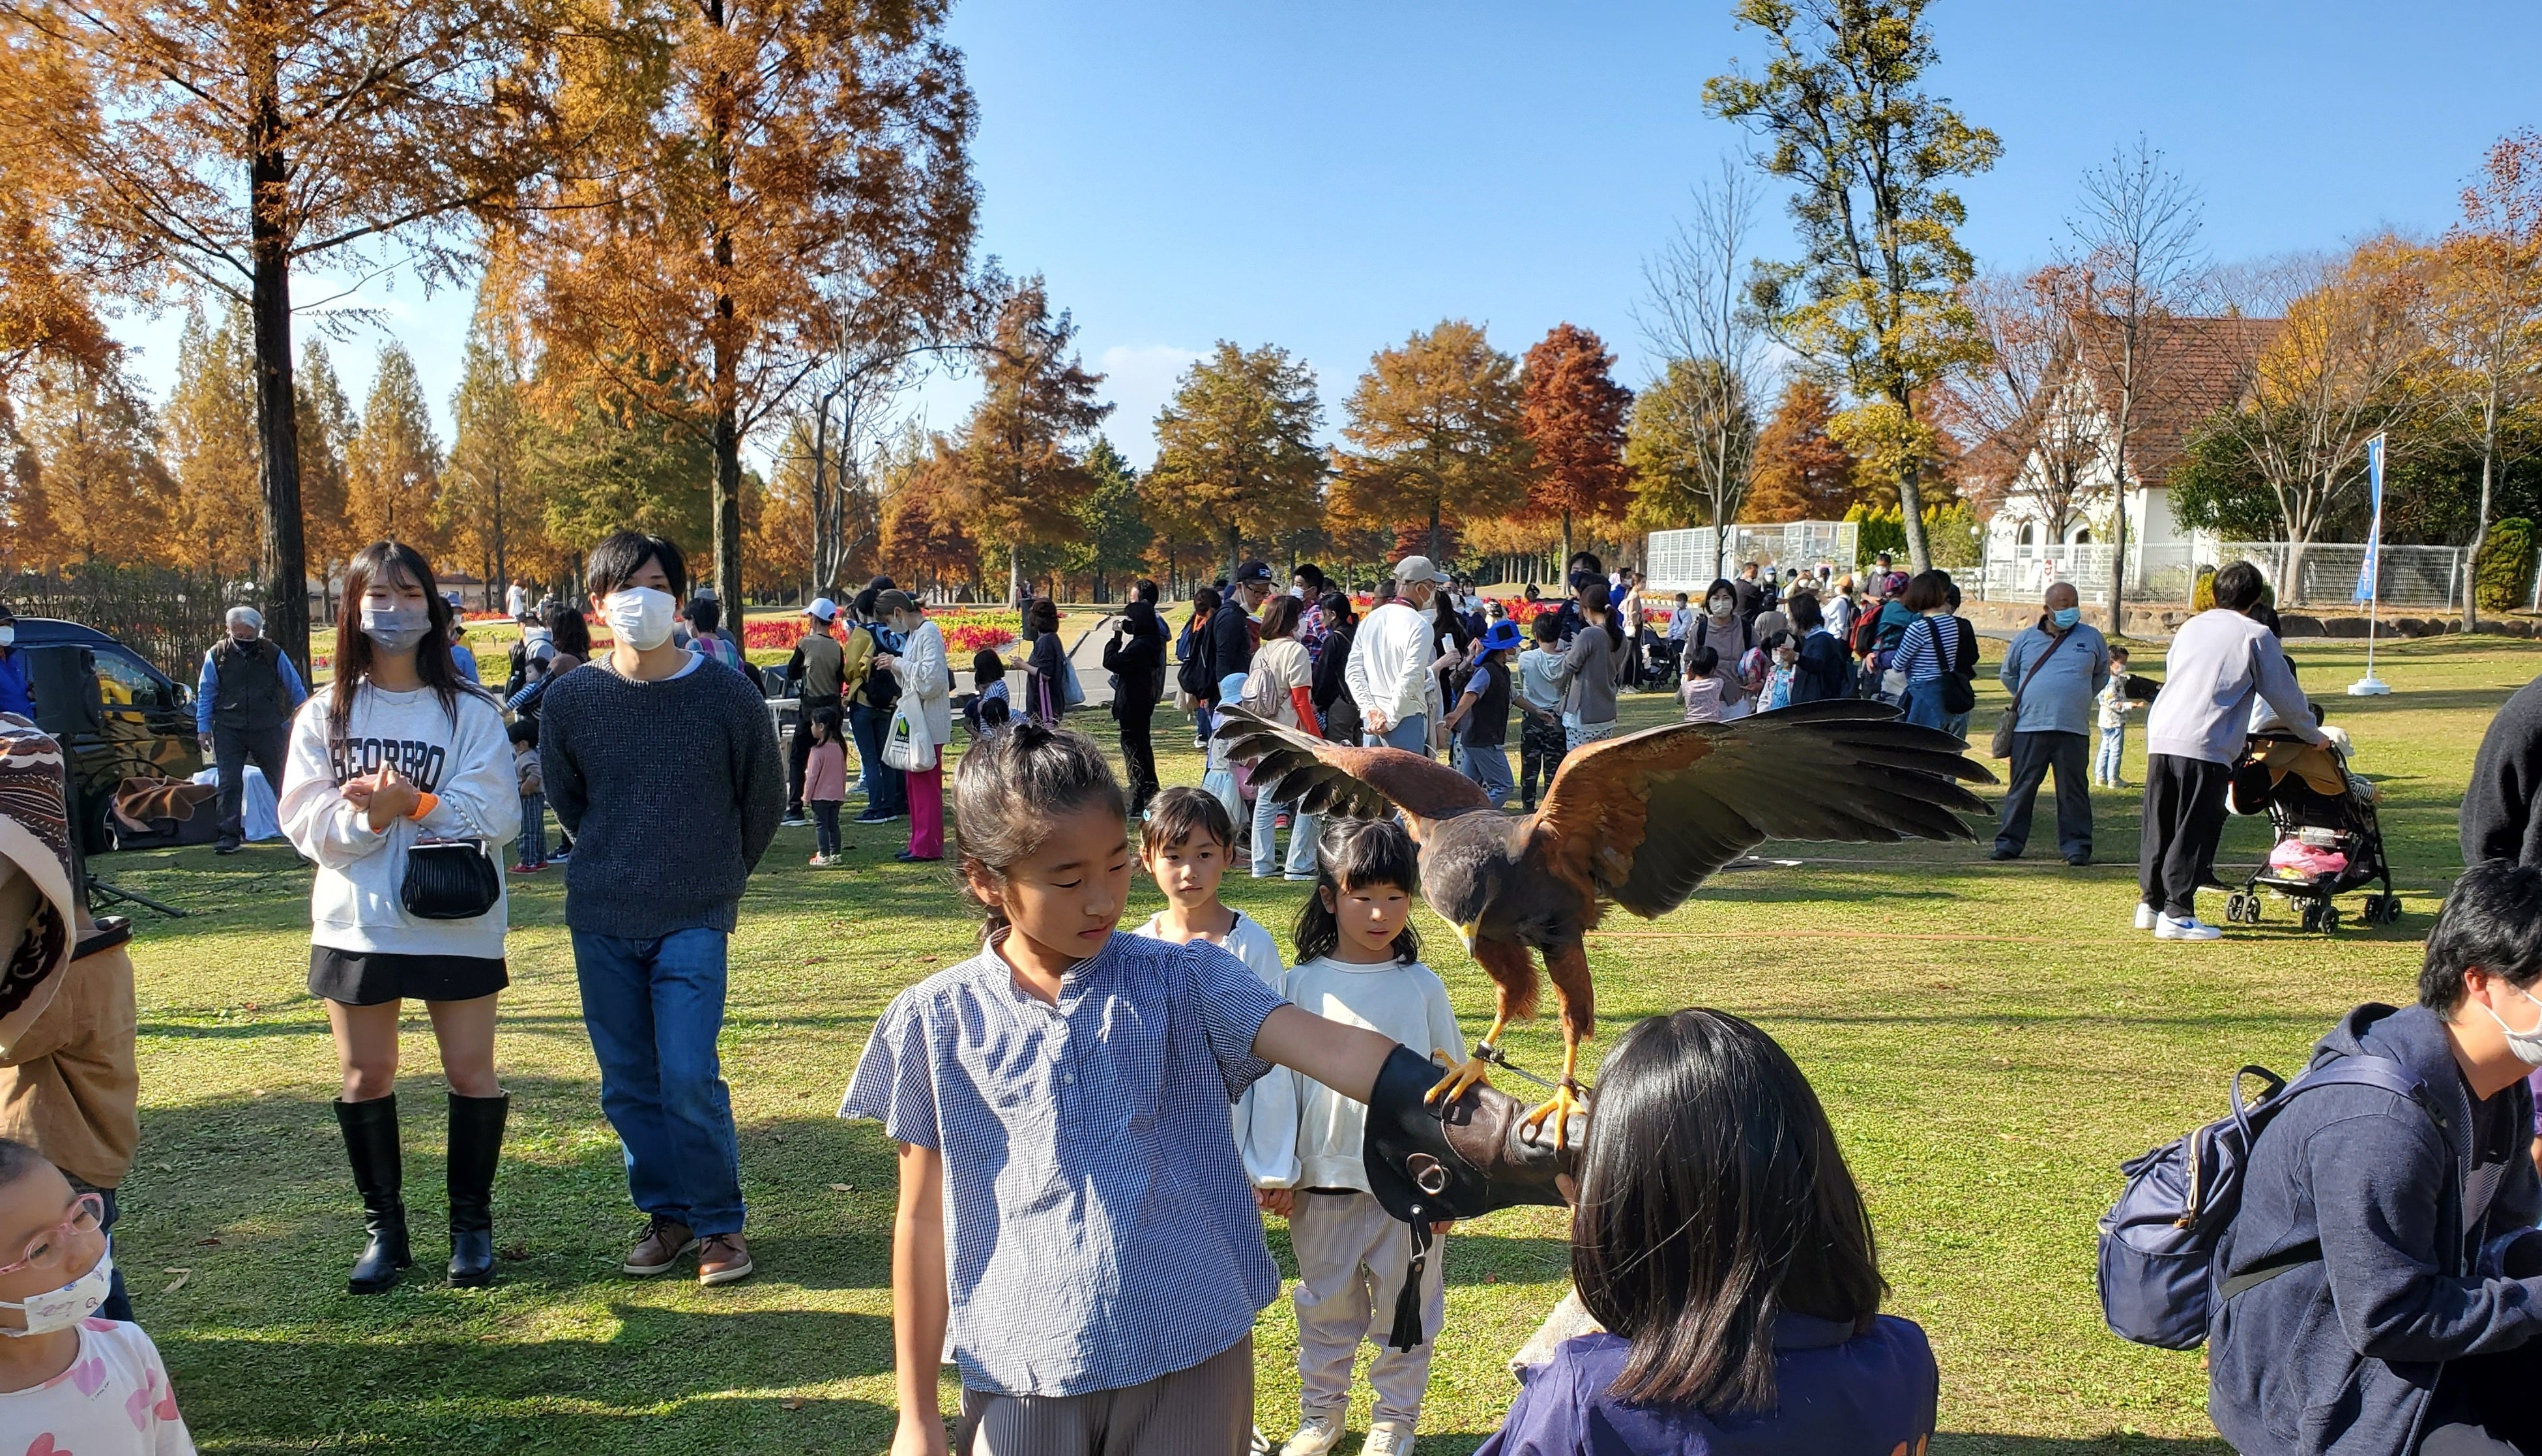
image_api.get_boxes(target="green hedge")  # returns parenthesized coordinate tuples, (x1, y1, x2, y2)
(1845, 503, 1983, 572)
(2476, 518, 2535, 614)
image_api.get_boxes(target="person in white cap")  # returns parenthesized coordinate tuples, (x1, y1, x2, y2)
(195, 604, 308, 854)
(782, 599, 845, 825)
(1344, 557, 1446, 754)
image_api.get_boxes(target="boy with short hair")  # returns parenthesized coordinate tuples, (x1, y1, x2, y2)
(1515, 615, 1567, 812)
(2096, 647, 2135, 788)
(2210, 858, 2542, 1455)
(541, 531, 784, 1287)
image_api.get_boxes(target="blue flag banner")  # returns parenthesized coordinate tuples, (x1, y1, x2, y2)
(2354, 434, 2385, 605)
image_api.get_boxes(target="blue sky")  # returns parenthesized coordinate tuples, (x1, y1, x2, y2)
(111, 0, 2542, 469)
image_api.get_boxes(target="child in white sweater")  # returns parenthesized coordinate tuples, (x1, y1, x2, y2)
(1269, 818, 1465, 1456)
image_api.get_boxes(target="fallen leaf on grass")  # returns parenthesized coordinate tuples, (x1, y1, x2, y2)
(196, 1237, 222, 1246)
(828, 1183, 854, 1193)
(498, 1244, 529, 1261)
(920, 955, 939, 963)
(782, 1399, 806, 1412)
(162, 1269, 191, 1293)
(1483, 1273, 1498, 1285)
(805, 956, 828, 965)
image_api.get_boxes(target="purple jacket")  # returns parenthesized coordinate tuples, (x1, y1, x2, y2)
(1476, 1317, 1936, 1456)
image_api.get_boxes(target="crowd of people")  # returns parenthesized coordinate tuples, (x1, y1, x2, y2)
(11, 525, 2542, 1456)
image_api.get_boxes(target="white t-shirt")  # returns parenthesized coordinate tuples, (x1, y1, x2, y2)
(1130, 909, 1298, 1187)
(0, 1318, 197, 1455)
(1283, 955, 1465, 1193)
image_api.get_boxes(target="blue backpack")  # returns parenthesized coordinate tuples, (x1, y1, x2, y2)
(2096, 1053, 2427, 1350)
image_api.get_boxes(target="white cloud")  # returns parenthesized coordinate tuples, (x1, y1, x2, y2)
(1094, 343, 1205, 468)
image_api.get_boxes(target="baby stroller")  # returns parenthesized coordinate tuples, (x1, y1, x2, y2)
(2217, 729, 2399, 934)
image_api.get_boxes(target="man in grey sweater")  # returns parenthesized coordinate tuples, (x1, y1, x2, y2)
(542, 531, 783, 1287)
(1991, 583, 2109, 866)
(2136, 562, 2329, 941)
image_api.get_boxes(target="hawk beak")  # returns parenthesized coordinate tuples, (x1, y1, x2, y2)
(1457, 920, 1480, 955)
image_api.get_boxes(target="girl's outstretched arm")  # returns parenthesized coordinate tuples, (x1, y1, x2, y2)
(892, 1143, 952, 1456)
(1253, 1004, 1397, 1103)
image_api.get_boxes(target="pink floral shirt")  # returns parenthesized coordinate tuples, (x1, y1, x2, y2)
(0, 1318, 194, 1455)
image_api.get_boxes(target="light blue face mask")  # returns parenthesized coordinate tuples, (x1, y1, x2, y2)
(2052, 607, 2081, 630)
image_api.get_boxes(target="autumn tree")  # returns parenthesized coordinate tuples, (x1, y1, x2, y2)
(1147, 341, 1325, 581)
(442, 304, 538, 608)
(10, 353, 173, 566)
(1626, 357, 1758, 535)
(345, 343, 443, 549)
(1705, 0, 2002, 572)
(1517, 324, 1632, 564)
(512, 0, 979, 607)
(3, 0, 570, 668)
(1066, 437, 1152, 602)
(1335, 319, 1527, 564)
(1934, 268, 2104, 538)
(295, 339, 358, 598)
(2425, 130, 2542, 625)
(527, 371, 715, 561)
(881, 436, 980, 598)
(2068, 137, 2209, 628)
(163, 302, 262, 579)
(952, 278, 1110, 604)
(1744, 378, 1860, 522)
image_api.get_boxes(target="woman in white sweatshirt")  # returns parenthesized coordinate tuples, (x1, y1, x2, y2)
(279, 540, 520, 1296)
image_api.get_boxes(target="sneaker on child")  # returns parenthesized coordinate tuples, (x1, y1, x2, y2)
(1279, 1416, 1344, 1456)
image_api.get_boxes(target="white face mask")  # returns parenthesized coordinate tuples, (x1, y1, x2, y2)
(602, 587, 677, 652)
(0, 1253, 111, 1337)
(0, 625, 13, 647)
(2484, 985, 2542, 1068)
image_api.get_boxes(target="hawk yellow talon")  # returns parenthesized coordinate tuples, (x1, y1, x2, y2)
(1426, 1049, 1495, 1105)
(1521, 1081, 1586, 1153)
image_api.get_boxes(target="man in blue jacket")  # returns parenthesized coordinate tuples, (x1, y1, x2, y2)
(2210, 858, 2542, 1456)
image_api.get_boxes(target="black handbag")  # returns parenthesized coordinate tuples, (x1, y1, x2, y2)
(402, 834, 502, 920)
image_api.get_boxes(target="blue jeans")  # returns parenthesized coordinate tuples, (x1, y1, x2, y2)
(1367, 714, 1428, 754)
(849, 704, 905, 817)
(572, 927, 746, 1236)
(1461, 742, 1514, 807)
(1901, 680, 1948, 729)
(2097, 724, 2127, 784)
(518, 793, 546, 866)
(1252, 791, 1319, 878)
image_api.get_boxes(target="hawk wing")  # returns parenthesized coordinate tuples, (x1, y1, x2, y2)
(1210, 706, 1491, 825)
(1527, 700, 1997, 919)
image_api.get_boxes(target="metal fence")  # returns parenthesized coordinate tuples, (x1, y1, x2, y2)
(1972, 540, 2467, 611)
(1644, 521, 1861, 595)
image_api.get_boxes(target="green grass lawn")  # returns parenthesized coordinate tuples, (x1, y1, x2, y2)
(103, 632, 2539, 1453)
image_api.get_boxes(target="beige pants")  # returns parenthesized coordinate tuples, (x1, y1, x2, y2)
(957, 1334, 1253, 1456)
(1291, 1189, 1444, 1427)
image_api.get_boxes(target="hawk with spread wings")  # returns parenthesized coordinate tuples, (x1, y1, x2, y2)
(1214, 700, 1996, 1144)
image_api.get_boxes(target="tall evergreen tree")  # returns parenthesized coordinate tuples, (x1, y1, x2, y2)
(295, 338, 358, 589)
(1147, 342, 1324, 581)
(164, 302, 262, 579)
(1065, 437, 1153, 601)
(1335, 319, 1527, 563)
(1517, 323, 1633, 563)
(443, 306, 537, 606)
(346, 343, 444, 549)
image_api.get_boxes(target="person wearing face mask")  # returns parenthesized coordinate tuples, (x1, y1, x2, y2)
(0, 606, 30, 720)
(1990, 581, 2109, 868)
(1687, 579, 1755, 718)
(194, 605, 309, 854)
(540, 531, 782, 1289)
(2209, 859, 2542, 1456)
(0, 1140, 196, 1451)
(277, 541, 521, 1295)
(869, 590, 951, 863)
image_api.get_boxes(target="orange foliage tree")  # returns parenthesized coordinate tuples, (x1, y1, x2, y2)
(1744, 377, 1860, 523)
(1517, 323, 1632, 563)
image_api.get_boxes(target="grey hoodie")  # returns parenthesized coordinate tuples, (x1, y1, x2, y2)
(2209, 1003, 2542, 1455)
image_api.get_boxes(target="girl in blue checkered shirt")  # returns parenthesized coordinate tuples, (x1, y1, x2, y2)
(842, 723, 1410, 1456)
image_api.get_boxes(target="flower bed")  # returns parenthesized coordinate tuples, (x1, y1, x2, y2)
(741, 613, 1016, 654)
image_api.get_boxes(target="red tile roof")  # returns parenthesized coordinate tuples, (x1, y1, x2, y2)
(2066, 313, 2283, 486)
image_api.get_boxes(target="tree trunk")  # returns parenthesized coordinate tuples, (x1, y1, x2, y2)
(2469, 387, 2498, 627)
(1428, 501, 1442, 563)
(1897, 461, 1931, 574)
(707, 0, 744, 607)
(491, 468, 507, 614)
(1226, 523, 1242, 586)
(1561, 511, 1573, 570)
(247, 38, 309, 675)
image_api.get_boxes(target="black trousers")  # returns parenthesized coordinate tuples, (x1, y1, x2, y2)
(787, 698, 840, 813)
(2424, 1350, 2542, 1454)
(1117, 705, 1158, 817)
(2139, 753, 2232, 919)
(1995, 729, 2092, 862)
(211, 723, 290, 843)
(1519, 715, 1568, 810)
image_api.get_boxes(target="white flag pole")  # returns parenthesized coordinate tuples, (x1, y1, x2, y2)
(2349, 432, 2391, 697)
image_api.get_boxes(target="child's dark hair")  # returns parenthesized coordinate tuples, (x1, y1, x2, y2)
(688, 596, 721, 634)
(2110, 645, 2130, 662)
(1532, 612, 1560, 643)
(1140, 785, 1236, 859)
(810, 704, 843, 736)
(972, 647, 1006, 689)
(1686, 645, 1719, 677)
(1293, 818, 1422, 963)
(506, 718, 538, 747)
(0, 1136, 48, 1189)
(1762, 630, 1796, 653)
(1572, 1008, 1886, 1415)
(952, 721, 1125, 937)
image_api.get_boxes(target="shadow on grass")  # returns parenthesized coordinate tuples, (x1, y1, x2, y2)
(1935, 1437, 2227, 1455)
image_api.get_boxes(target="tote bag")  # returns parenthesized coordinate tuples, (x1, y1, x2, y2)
(883, 700, 938, 772)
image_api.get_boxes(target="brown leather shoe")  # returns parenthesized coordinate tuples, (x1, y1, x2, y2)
(622, 1216, 697, 1276)
(696, 1232, 754, 1287)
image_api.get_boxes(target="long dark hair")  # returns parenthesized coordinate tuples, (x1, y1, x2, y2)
(1318, 590, 1356, 633)
(549, 606, 592, 660)
(330, 540, 468, 743)
(952, 721, 1125, 940)
(1571, 1009, 1886, 1415)
(1292, 818, 1422, 964)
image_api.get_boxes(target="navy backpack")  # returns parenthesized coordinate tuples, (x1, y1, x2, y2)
(2096, 1053, 2426, 1350)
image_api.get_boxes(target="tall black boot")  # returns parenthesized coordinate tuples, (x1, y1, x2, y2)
(334, 1095, 411, 1294)
(445, 1092, 508, 1289)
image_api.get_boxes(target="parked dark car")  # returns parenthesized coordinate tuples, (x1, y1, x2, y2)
(12, 618, 206, 854)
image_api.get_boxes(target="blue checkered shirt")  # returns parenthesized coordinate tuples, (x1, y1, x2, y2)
(840, 929, 1287, 1397)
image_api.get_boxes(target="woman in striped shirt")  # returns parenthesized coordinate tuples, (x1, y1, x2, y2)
(1889, 570, 1968, 731)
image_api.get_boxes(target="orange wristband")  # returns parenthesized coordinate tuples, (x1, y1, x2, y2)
(409, 792, 439, 822)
